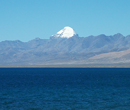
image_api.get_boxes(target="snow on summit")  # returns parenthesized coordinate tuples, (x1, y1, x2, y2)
(52, 26, 77, 38)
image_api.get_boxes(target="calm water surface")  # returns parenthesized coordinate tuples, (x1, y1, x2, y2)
(0, 68, 130, 110)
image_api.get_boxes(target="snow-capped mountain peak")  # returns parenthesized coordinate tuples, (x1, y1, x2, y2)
(51, 26, 78, 38)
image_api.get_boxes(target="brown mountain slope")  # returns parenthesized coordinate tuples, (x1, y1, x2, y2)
(88, 48, 130, 64)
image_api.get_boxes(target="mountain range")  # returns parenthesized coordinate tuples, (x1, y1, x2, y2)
(1, 26, 130, 67)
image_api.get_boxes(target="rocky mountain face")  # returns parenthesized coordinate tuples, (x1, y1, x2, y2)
(1, 27, 130, 66)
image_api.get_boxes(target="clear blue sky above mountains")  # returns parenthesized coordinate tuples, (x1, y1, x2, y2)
(0, 0, 130, 42)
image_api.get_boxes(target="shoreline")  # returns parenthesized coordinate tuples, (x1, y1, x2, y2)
(0, 64, 130, 68)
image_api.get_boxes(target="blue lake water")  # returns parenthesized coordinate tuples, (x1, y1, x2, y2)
(0, 68, 130, 110)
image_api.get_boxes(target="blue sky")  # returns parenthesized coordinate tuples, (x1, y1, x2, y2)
(0, 0, 130, 42)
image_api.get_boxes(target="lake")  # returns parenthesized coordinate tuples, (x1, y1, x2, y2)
(0, 68, 130, 110)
